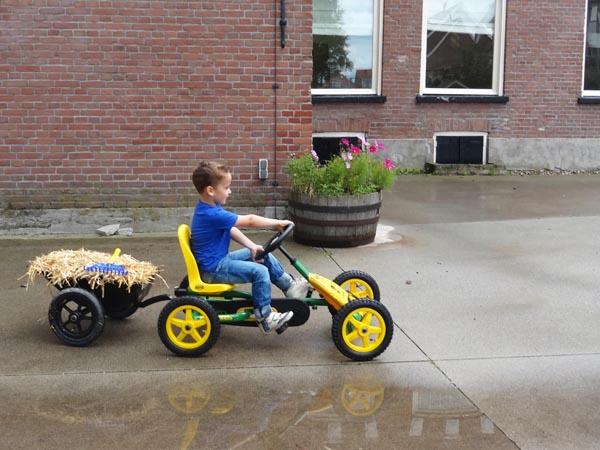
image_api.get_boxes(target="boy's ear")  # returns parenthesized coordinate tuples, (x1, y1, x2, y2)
(206, 186, 215, 197)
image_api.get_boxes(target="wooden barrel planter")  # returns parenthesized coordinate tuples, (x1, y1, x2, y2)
(288, 191, 382, 247)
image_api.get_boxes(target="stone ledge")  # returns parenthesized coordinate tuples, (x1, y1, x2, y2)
(424, 163, 507, 176)
(0, 205, 286, 236)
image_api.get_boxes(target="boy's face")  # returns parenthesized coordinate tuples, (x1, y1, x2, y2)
(210, 172, 232, 205)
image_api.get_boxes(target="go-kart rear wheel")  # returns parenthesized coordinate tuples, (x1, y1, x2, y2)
(331, 299, 393, 361)
(158, 297, 220, 357)
(328, 270, 381, 316)
(48, 287, 105, 346)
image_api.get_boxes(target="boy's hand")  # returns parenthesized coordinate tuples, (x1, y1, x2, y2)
(274, 220, 293, 232)
(250, 243, 264, 262)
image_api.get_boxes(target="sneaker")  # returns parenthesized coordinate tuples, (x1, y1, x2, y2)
(285, 278, 309, 298)
(258, 310, 294, 334)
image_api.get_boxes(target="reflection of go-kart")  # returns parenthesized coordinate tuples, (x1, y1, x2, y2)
(167, 378, 386, 450)
(157, 223, 393, 361)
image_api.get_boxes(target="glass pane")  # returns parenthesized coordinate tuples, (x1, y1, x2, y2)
(585, 0, 600, 90)
(313, 0, 374, 89)
(425, 0, 496, 89)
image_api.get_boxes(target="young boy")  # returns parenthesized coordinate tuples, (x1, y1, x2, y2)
(190, 161, 309, 334)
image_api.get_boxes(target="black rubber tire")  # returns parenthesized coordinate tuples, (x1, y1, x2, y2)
(48, 288, 105, 347)
(331, 299, 393, 362)
(158, 297, 220, 357)
(328, 270, 381, 316)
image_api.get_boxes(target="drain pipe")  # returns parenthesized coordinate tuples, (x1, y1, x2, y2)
(272, 0, 287, 218)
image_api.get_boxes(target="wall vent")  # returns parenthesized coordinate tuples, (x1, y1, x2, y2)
(434, 133, 487, 164)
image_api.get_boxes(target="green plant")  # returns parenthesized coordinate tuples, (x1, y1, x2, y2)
(286, 138, 397, 196)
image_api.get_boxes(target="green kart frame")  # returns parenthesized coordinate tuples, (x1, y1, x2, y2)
(155, 223, 394, 362)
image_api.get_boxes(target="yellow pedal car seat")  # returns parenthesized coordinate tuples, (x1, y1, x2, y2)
(177, 224, 235, 295)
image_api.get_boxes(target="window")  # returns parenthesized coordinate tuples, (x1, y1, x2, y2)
(434, 132, 487, 164)
(584, 0, 600, 96)
(312, 0, 383, 95)
(312, 132, 365, 162)
(420, 0, 506, 95)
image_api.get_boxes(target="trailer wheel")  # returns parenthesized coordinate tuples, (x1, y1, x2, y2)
(48, 288, 104, 346)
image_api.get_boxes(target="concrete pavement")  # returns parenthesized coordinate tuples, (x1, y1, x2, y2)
(2, 174, 600, 449)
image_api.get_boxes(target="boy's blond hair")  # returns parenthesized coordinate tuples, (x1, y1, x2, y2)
(192, 161, 231, 194)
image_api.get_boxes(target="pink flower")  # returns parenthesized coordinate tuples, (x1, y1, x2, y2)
(384, 158, 395, 170)
(350, 145, 361, 154)
(340, 138, 350, 147)
(374, 139, 385, 151)
(369, 145, 377, 153)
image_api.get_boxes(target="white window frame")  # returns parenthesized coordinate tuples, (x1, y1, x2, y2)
(433, 132, 488, 164)
(311, 0, 383, 96)
(313, 132, 367, 144)
(582, 0, 600, 97)
(419, 0, 507, 96)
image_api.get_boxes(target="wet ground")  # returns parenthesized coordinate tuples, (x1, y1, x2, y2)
(3, 175, 600, 449)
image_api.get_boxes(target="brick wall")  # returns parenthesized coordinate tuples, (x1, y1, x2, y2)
(3, 0, 599, 211)
(0, 0, 312, 210)
(314, 0, 600, 141)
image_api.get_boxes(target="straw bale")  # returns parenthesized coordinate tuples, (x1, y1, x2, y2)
(25, 248, 165, 291)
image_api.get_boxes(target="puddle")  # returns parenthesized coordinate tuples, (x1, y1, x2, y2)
(0, 364, 517, 449)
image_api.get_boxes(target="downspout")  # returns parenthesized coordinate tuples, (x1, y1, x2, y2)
(272, 0, 287, 218)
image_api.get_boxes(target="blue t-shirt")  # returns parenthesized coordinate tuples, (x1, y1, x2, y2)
(190, 201, 238, 273)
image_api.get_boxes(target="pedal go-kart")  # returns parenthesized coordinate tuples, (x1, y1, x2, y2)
(157, 223, 394, 361)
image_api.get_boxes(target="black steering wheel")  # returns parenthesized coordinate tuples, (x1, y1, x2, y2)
(255, 223, 294, 260)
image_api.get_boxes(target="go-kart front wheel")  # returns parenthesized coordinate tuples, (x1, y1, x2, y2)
(329, 270, 381, 316)
(331, 299, 393, 361)
(158, 297, 220, 357)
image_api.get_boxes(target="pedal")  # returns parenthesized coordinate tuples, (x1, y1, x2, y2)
(275, 322, 289, 335)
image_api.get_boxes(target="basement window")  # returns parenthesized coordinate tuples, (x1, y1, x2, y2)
(434, 133, 487, 164)
(312, 132, 366, 163)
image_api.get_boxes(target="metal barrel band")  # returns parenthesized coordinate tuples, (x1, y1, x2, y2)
(289, 215, 379, 227)
(287, 200, 381, 214)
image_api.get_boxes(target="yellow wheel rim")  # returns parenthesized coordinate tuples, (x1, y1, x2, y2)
(341, 307, 386, 353)
(167, 384, 211, 414)
(340, 278, 375, 300)
(166, 305, 212, 350)
(340, 383, 385, 417)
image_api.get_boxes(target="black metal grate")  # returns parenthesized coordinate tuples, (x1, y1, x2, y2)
(436, 135, 484, 164)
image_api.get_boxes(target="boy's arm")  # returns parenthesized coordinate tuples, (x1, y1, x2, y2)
(231, 226, 264, 261)
(230, 227, 256, 248)
(235, 214, 292, 231)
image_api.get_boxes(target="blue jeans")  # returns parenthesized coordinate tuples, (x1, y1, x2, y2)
(202, 249, 293, 319)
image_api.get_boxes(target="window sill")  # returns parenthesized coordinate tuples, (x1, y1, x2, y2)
(312, 95, 387, 104)
(578, 97, 600, 104)
(416, 95, 509, 104)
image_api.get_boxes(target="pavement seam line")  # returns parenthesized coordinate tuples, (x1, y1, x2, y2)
(395, 323, 522, 449)
(429, 359, 522, 449)
(0, 360, 430, 379)
(320, 247, 346, 272)
(434, 351, 600, 362)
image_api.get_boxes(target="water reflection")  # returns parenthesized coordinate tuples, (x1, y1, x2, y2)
(0, 366, 516, 449)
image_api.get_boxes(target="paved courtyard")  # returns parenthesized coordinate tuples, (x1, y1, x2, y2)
(2, 175, 600, 449)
